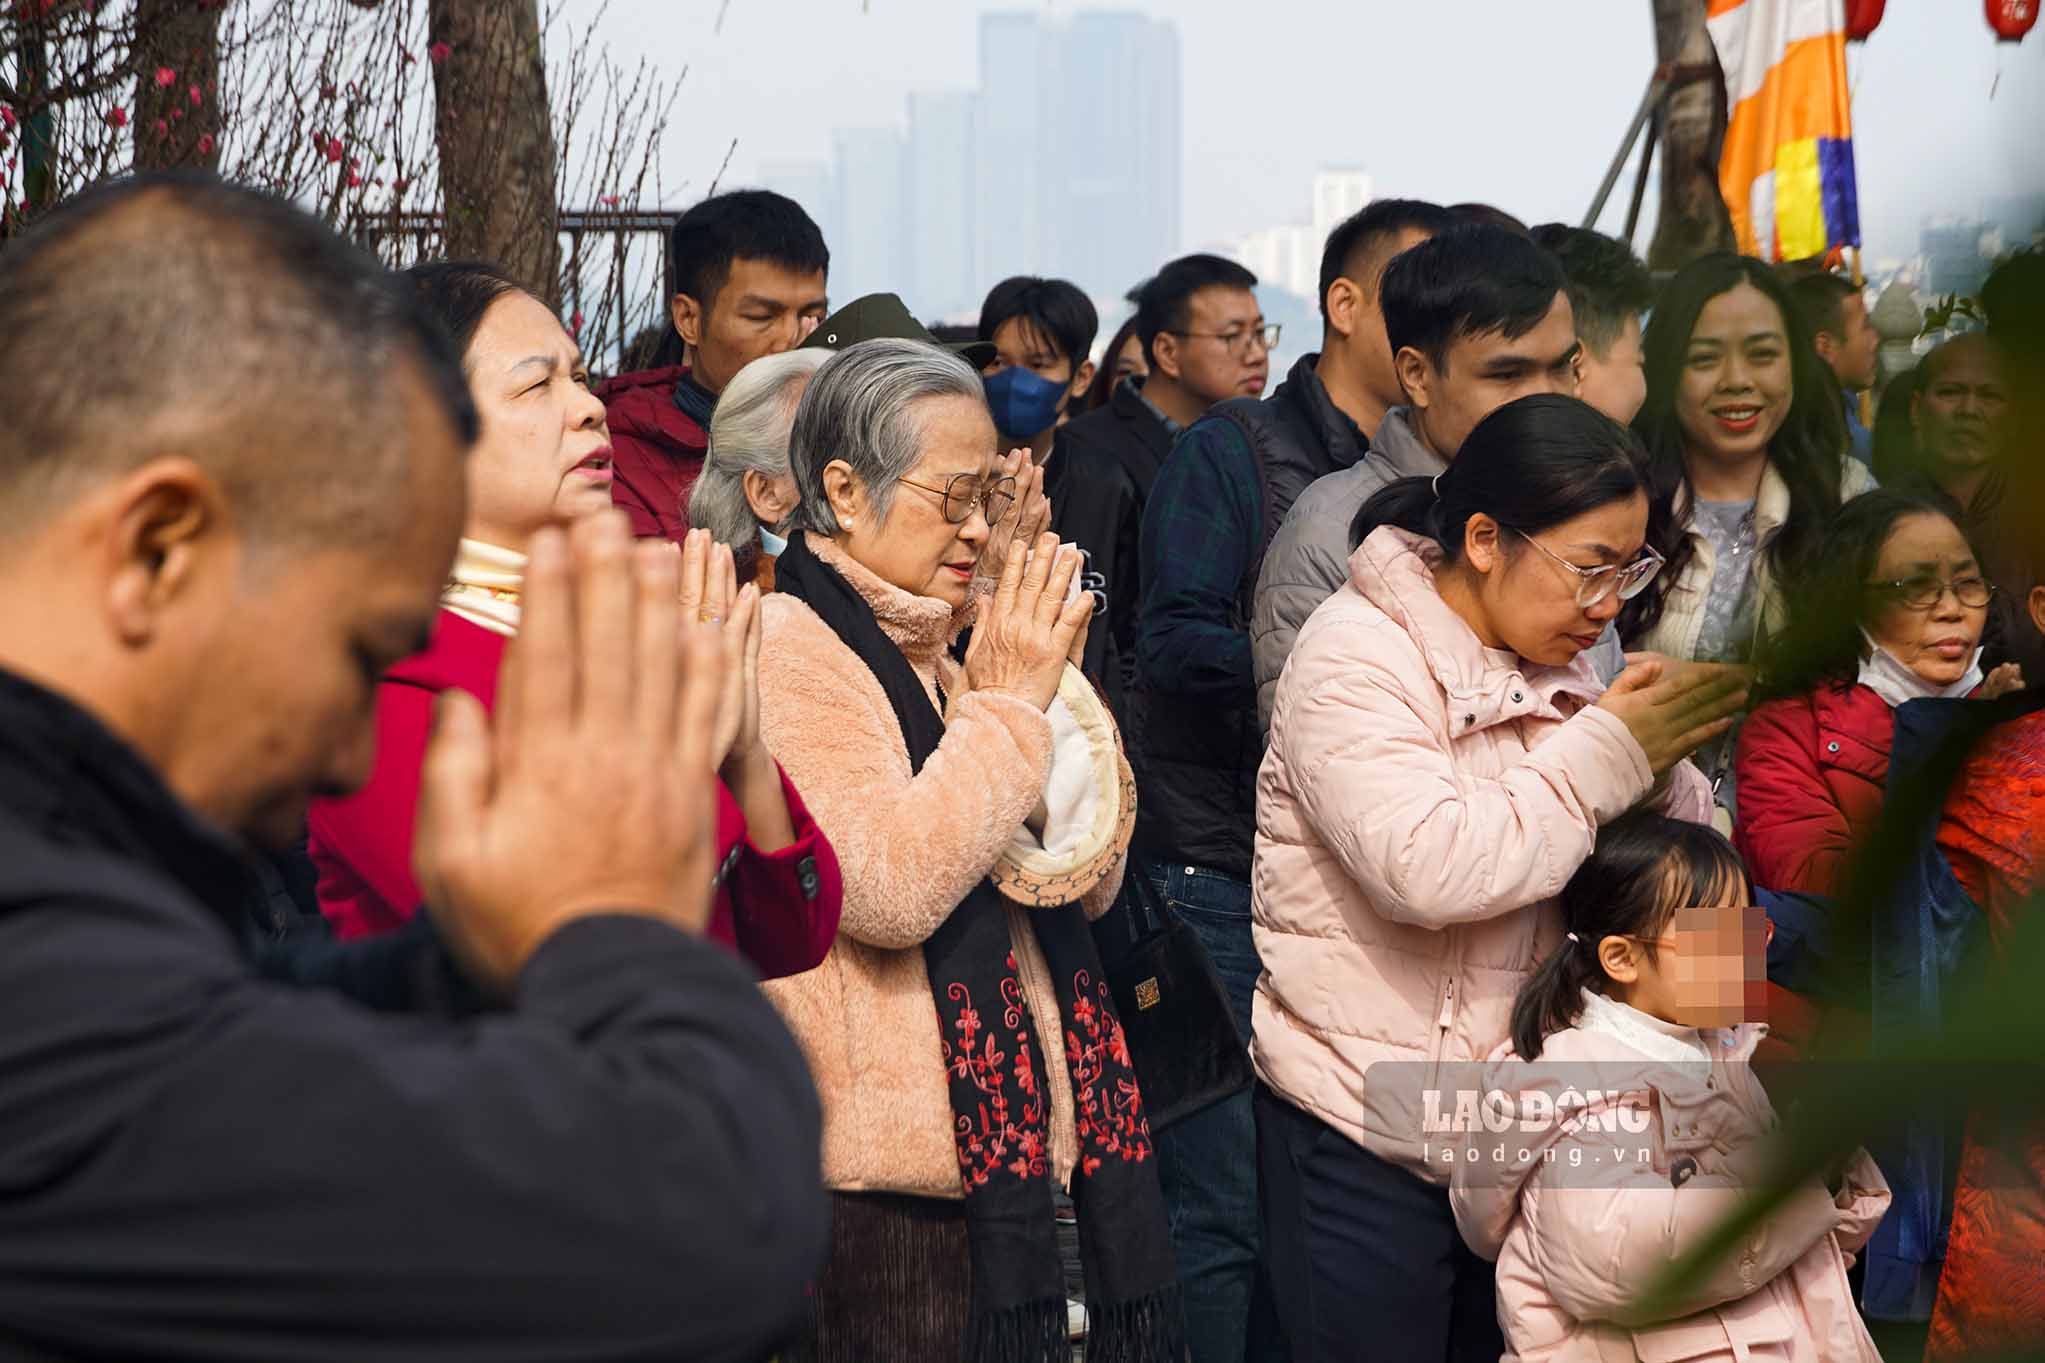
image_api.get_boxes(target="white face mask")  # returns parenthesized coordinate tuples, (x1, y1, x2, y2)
(759, 526, 789, 558)
(1856, 629, 1983, 708)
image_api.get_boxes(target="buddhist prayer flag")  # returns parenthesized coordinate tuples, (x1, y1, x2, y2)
(1707, 0, 1861, 262)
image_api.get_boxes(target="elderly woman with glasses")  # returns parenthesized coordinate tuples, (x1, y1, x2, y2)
(1249, 396, 1727, 1362)
(756, 338, 1184, 1363)
(686, 347, 830, 590)
(1736, 488, 2025, 902)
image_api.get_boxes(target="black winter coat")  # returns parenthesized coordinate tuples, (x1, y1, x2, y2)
(0, 667, 827, 1363)
(1046, 379, 1177, 720)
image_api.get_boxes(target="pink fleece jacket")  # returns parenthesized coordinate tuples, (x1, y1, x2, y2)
(755, 534, 1127, 1199)
(1449, 1006, 1889, 1361)
(1252, 526, 1712, 1181)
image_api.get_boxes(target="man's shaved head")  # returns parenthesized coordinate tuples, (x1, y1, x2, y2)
(0, 175, 482, 847)
(0, 173, 477, 550)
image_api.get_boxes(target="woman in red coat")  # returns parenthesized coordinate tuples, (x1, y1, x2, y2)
(309, 261, 840, 978)
(1737, 489, 2022, 899)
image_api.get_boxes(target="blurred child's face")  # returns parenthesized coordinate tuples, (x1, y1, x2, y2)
(1601, 884, 1769, 1030)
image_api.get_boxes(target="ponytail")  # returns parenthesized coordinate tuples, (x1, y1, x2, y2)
(1350, 474, 1444, 553)
(1510, 934, 1603, 1060)
(1508, 809, 1753, 1059)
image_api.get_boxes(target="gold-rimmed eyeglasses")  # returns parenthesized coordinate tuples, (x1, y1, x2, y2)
(896, 472, 1018, 527)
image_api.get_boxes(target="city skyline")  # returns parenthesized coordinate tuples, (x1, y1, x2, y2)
(760, 10, 1180, 321)
(577, 0, 2045, 286)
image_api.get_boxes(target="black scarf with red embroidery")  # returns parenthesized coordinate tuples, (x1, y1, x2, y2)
(777, 532, 1183, 1363)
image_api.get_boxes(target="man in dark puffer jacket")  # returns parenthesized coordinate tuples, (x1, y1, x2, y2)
(0, 176, 825, 1363)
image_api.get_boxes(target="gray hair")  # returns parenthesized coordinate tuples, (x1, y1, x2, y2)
(786, 337, 986, 535)
(688, 348, 830, 546)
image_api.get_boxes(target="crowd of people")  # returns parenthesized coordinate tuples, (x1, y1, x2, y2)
(0, 166, 2040, 1363)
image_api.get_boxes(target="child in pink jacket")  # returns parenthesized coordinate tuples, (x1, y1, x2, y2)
(1449, 811, 1890, 1362)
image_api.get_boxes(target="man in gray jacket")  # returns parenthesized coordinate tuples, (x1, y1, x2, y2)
(1251, 224, 1604, 728)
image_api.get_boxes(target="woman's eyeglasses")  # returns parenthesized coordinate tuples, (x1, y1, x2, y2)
(1866, 573, 1995, 610)
(896, 472, 1019, 527)
(1514, 531, 1666, 608)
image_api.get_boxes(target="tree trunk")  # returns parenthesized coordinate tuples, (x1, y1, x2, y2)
(131, 0, 224, 172)
(1646, 0, 1736, 271)
(427, 0, 562, 307)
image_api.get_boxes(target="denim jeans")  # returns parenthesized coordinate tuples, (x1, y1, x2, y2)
(1141, 858, 1285, 1363)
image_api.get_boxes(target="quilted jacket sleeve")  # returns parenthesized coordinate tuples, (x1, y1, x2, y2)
(1251, 492, 1354, 734)
(1733, 697, 1849, 897)
(1275, 626, 1655, 928)
(1518, 1109, 1847, 1326)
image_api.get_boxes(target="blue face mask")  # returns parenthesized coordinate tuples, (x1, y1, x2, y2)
(983, 365, 1069, 441)
(759, 525, 789, 558)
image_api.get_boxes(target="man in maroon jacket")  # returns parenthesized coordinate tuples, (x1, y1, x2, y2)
(601, 190, 829, 541)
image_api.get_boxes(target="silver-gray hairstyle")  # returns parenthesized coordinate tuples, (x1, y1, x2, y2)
(687, 347, 830, 547)
(785, 337, 986, 535)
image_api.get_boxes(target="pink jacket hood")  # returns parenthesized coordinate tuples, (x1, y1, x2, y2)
(1250, 527, 1712, 1181)
(1447, 1006, 1889, 1361)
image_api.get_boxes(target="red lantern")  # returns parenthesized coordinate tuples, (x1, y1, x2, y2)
(1988, 0, 2039, 42)
(1846, 0, 1885, 40)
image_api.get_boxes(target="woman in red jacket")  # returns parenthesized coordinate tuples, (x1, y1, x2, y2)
(1736, 489, 2022, 901)
(308, 261, 840, 977)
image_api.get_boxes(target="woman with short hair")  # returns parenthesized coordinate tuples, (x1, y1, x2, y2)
(758, 337, 1182, 1362)
(686, 346, 829, 589)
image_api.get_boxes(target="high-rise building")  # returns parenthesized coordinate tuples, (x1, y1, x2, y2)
(974, 12, 1055, 290)
(967, 11, 1183, 303)
(757, 160, 839, 263)
(1224, 166, 1376, 307)
(1055, 11, 1181, 302)
(905, 92, 980, 317)
(1312, 168, 1372, 250)
(831, 127, 907, 304)
(1234, 224, 1316, 301)
(819, 11, 1184, 323)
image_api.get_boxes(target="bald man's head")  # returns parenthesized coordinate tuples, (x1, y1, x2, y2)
(0, 175, 481, 849)
(1913, 331, 2009, 479)
(0, 174, 476, 550)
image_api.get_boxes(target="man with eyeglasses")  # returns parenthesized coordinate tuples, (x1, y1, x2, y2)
(1253, 224, 1598, 734)
(1116, 248, 1337, 1363)
(1045, 254, 1270, 725)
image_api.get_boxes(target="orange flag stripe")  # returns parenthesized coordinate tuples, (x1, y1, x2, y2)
(1719, 31, 1852, 226)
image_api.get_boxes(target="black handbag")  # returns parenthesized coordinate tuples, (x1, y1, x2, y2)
(1090, 868, 1255, 1132)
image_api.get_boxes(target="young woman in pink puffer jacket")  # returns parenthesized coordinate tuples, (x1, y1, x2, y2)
(1253, 396, 1746, 1363)
(1450, 811, 1889, 1362)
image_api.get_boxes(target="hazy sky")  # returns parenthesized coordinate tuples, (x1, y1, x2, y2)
(569, 0, 2045, 267)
